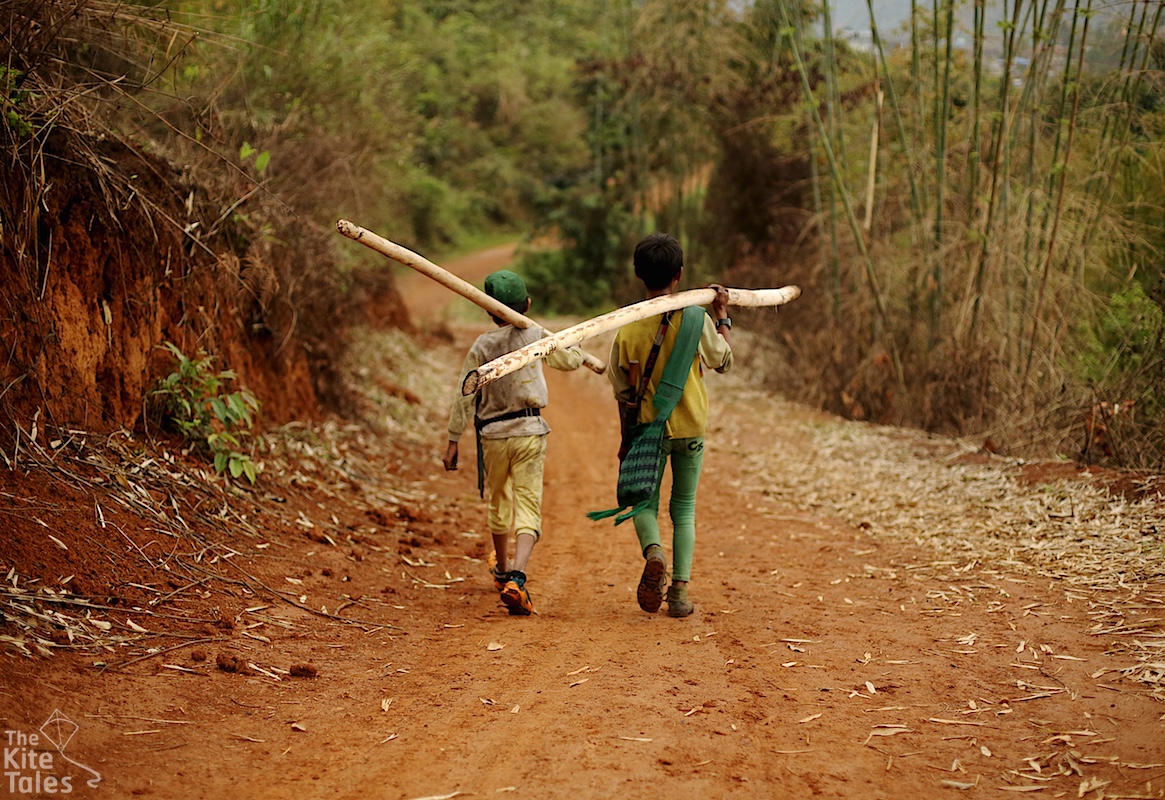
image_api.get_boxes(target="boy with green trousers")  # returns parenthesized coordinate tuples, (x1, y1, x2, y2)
(443, 270, 584, 615)
(606, 234, 733, 617)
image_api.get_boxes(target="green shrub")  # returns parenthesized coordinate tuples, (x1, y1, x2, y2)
(151, 342, 261, 483)
(1073, 283, 1164, 400)
(519, 185, 638, 313)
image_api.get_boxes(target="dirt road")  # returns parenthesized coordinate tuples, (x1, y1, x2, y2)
(1, 246, 1162, 799)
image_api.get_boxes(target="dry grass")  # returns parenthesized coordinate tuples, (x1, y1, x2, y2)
(0, 323, 462, 661)
(716, 330, 1165, 697)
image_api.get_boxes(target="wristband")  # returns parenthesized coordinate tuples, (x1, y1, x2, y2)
(715, 317, 732, 330)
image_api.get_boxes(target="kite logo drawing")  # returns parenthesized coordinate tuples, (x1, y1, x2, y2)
(4, 709, 101, 794)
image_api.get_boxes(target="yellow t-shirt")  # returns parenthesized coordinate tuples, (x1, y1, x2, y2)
(607, 312, 733, 439)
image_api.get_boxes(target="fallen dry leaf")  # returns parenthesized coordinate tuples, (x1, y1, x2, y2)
(863, 725, 911, 744)
(996, 787, 1044, 793)
(941, 780, 977, 790)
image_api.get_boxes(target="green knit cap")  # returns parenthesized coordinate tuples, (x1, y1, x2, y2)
(484, 270, 528, 307)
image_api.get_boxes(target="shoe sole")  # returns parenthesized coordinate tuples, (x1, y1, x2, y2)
(637, 557, 667, 613)
(500, 584, 533, 616)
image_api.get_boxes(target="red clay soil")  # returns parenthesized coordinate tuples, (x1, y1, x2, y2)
(0, 130, 354, 443)
(1, 247, 1164, 800)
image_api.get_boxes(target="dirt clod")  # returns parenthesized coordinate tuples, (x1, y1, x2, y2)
(215, 653, 252, 674)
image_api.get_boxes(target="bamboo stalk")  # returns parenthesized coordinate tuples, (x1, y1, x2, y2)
(1020, 0, 1081, 393)
(865, 0, 930, 315)
(779, 9, 906, 391)
(928, 0, 959, 340)
(1023, 0, 1094, 389)
(965, 0, 1024, 344)
(968, 0, 985, 211)
(808, 121, 837, 321)
(911, 0, 924, 189)
(863, 89, 882, 232)
(336, 220, 606, 374)
(462, 286, 802, 395)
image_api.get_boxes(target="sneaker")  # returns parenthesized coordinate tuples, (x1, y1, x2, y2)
(666, 584, 694, 618)
(500, 571, 534, 616)
(487, 551, 507, 592)
(637, 545, 668, 613)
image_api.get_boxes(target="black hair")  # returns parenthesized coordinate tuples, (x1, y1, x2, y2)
(633, 233, 683, 291)
(488, 297, 531, 326)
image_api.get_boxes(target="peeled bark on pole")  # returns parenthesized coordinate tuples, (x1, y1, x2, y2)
(462, 286, 801, 395)
(336, 219, 607, 374)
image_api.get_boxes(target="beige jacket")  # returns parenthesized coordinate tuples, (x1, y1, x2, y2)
(448, 325, 585, 441)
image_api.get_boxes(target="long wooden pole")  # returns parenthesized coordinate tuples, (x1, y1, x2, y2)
(336, 220, 607, 374)
(462, 286, 801, 395)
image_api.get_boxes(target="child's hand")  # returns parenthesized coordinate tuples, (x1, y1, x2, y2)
(443, 441, 459, 471)
(709, 283, 730, 317)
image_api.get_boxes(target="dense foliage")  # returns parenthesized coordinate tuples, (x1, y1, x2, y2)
(3, 0, 1162, 466)
(150, 0, 600, 251)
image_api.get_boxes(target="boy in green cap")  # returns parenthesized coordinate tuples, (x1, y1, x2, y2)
(443, 269, 585, 615)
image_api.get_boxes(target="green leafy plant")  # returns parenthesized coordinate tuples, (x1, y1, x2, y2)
(152, 342, 261, 483)
(1, 66, 36, 137)
(239, 141, 270, 174)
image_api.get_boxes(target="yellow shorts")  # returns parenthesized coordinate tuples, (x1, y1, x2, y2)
(481, 434, 547, 541)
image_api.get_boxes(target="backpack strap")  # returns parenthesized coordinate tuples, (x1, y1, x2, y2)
(635, 314, 672, 405)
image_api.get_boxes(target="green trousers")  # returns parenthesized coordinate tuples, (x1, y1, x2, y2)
(632, 436, 705, 582)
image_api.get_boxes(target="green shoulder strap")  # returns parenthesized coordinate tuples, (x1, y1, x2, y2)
(648, 305, 705, 423)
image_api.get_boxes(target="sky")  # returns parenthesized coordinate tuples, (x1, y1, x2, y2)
(825, 0, 1012, 46)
